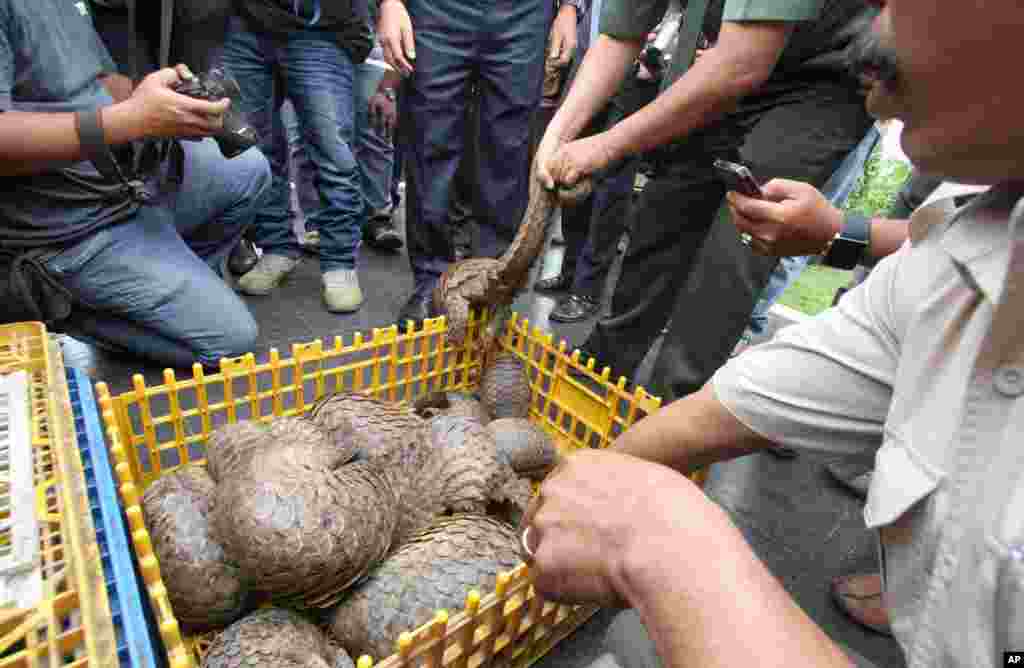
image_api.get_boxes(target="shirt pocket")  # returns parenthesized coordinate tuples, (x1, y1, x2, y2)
(864, 433, 944, 529)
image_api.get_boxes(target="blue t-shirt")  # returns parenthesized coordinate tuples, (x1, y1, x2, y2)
(0, 0, 141, 248)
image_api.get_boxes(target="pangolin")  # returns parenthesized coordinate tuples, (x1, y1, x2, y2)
(208, 412, 400, 609)
(308, 393, 529, 546)
(205, 417, 353, 483)
(432, 163, 592, 349)
(327, 514, 522, 661)
(487, 418, 560, 481)
(479, 352, 532, 420)
(140, 465, 252, 632)
(203, 607, 354, 668)
(412, 390, 491, 424)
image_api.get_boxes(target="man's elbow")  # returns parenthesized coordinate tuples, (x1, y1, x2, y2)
(722, 58, 776, 99)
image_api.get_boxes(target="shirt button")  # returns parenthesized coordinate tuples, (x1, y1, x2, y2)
(995, 367, 1024, 397)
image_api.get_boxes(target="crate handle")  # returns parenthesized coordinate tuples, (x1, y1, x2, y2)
(34, 477, 61, 522)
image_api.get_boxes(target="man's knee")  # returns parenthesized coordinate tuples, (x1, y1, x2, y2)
(195, 307, 259, 367)
(230, 145, 272, 201)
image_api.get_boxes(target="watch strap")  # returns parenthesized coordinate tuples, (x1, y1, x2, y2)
(822, 213, 871, 270)
(75, 109, 122, 183)
(840, 212, 871, 246)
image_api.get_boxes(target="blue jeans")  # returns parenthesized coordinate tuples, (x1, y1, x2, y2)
(221, 13, 362, 271)
(281, 56, 395, 228)
(44, 139, 270, 368)
(354, 53, 395, 216)
(401, 0, 555, 290)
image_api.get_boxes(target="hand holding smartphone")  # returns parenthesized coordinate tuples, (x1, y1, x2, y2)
(713, 159, 762, 246)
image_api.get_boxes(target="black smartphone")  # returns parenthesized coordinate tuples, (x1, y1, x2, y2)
(713, 159, 764, 199)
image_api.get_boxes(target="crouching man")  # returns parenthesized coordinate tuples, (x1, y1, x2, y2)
(0, 0, 270, 369)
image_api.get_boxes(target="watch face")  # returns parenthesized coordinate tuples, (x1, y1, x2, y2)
(829, 237, 867, 270)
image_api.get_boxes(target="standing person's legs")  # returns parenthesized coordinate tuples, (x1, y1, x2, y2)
(549, 154, 641, 323)
(448, 85, 481, 260)
(281, 32, 364, 312)
(43, 138, 270, 369)
(649, 83, 873, 402)
(220, 15, 299, 292)
(354, 57, 401, 250)
(582, 151, 731, 382)
(282, 98, 320, 243)
(398, 0, 476, 322)
(475, 0, 555, 258)
(551, 78, 660, 322)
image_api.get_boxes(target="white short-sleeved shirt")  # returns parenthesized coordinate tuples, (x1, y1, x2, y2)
(713, 184, 1024, 666)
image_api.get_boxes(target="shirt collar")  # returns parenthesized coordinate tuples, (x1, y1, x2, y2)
(937, 184, 1024, 305)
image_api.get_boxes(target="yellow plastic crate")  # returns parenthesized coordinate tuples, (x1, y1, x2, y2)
(0, 323, 117, 667)
(94, 311, 705, 668)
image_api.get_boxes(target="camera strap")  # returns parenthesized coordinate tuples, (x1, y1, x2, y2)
(660, 0, 709, 94)
(79, 0, 178, 201)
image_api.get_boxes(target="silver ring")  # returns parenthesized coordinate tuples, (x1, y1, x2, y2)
(521, 526, 536, 559)
(740, 233, 753, 247)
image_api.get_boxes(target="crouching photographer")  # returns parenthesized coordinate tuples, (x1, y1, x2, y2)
(0, 0, 270, 369)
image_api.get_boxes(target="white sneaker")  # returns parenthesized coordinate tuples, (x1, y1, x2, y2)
(300, 229, 320, 249)
(237, 254, 299, 295)
(322, 268, 363, 313)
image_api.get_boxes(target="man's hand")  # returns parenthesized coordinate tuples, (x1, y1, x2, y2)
(379, 0, 416, 76)
(726, 179, 844, 256)
(521, 449, 711, 607)
(99, 73, 134, 103)
(368, 88, 397, 139)
(545, 132, 618, 188)
(547, 4, 578, 68)
(117, 66, 229, 141)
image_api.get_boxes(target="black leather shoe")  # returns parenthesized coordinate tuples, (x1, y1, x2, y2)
(550, 294, 599, 323)
(396, 291, 432, 325)
(765, 445, 799, 459)
(364, 216, 403, 251)
(228, 238, 258, 275)
(535, 273, 573, 293)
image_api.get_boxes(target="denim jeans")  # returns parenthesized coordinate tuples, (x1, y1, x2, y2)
(353, 54, 395, 216)
(401, 0, 555, 291)
(43, 139, 270, 368)
(280, 55, 395, 229)
(221, 13, 362, 271)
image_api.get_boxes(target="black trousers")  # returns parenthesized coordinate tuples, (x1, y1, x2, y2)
(559, 75, 661, 300)
(584, 78, 873, 402)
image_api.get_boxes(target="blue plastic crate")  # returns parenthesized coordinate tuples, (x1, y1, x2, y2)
(66, 368, 164, 668)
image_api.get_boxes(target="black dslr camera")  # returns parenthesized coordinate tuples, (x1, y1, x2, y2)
(172, 69, 258, 158)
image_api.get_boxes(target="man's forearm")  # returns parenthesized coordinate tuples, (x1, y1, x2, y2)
(622, 507, 855, 668)
(603, 22, 790, 161)
(546, 34, 641, 143)
(611, 383, 772, 475)
(0, 102, 142, 177)
(868, 218, 909, 260)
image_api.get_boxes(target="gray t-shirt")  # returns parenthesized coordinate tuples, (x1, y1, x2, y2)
(0, 0, 141, 249)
